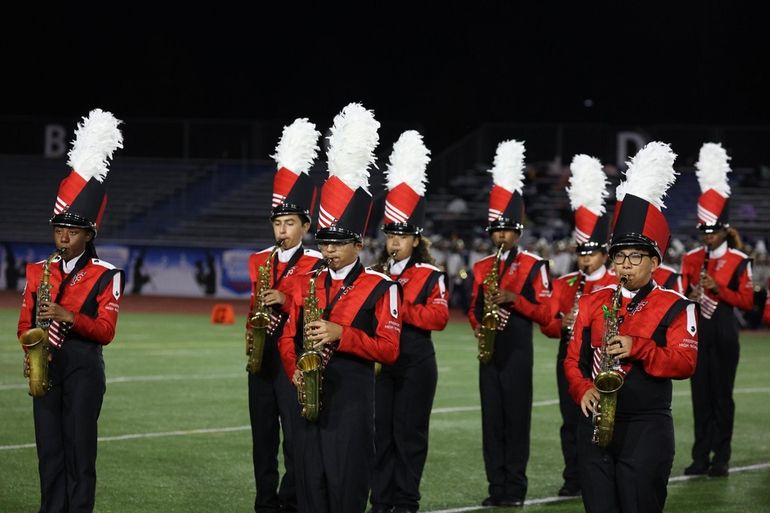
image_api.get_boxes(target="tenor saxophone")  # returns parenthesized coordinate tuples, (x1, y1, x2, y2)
(478, 243, 504, 364)
(591, 276, 627, 448)
(19, 248, 64, 397)
(296, 262, 328, 421)
(246, 240, 283, 374)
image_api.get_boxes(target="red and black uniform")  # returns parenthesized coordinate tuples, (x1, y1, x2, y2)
(681, 242, 753, 470)
(564, 282, 697, 513)
(278, 259, 401, 513)
(18, 252, 124, 513)
(764, 278, 770, 326)
(247, 244, 322, 513)
(653, 263, 684, 294)
(468, 249, 551, 502)
(540, 266, 616, 492)
(371, 259, 448, 512)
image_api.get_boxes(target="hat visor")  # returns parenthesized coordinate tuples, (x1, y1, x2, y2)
(271, 204, 310, 222)
(315, 226, 360, 244)
(50, 213, 97, 236)
(486, 220, 523, 233)
(576, 242, 607, 256)
(609, 233, 660, 259)
(697, 223, 728, 234)
(382, 222, 422, 235)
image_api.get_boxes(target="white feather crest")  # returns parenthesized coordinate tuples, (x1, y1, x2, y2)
(616, 141, 678, 210)
(326, 103, 380, 192)
(567, 154, 609, 215)
(67, 109, 123, 182)
(385, 130, 431, 194)
(271, 118, 321, 174)
(695, 142, 731, 196)
(488, 139, 526, 193)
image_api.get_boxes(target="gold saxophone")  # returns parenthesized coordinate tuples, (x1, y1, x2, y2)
(296, 262, 328, 421)
(19, 248, 64, 397)
(591, 276, 627, 448)
(246, 240, 283, 374)
(564, 267, 587, 338)
(478, 243, 504, 364)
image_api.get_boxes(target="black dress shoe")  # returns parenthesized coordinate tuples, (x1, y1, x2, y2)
(558, 483, 581, 497)
(481, 497, 498, 506)
(708, 463, 729, 477)
(497, 498, 524, 507)
(683, 462, 710, 475)
(367, 506, 393, 513)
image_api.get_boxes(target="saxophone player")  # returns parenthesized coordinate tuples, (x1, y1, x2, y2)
(564, 142, 698, 513)
(246, 119, 324, 513)
(277, 104, 401, 513)
(368, 131, 449, 513)
(17, 110, 124, 513)
(467, 140, 552, 508)
(681, 143, 754, 478)
(539, 155, 616, 498)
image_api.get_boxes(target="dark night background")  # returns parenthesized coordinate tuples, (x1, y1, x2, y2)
(4, 3, 770, 155)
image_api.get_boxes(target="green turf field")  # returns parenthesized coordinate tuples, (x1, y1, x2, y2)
(1, 308, 769, 512)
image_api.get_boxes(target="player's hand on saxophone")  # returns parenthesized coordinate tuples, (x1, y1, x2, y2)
(304, 319, 343, 349)
(580, 387, 601, 417)
(261, 288, 286, 306)
(606, 335, 633, 360)
(491, 289, 518, 305)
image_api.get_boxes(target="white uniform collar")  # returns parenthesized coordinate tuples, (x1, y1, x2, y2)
(329, 259, 358, 280)
(583, 266, 607, 282)
(62, 251, 85, 274)
(390, 256, 411, 275)
(620, 286, 638, 299)
(501, 249, 511, 261)
(278, 242, 301, 263)
(709, 241, 728, 259)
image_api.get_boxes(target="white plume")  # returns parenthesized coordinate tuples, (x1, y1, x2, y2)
(385, 130, 431, 194)
(488, 140, 525, 193)
(271, 118, 321, 174)
(616, 141, 678, 210)
(326, 103, 380, 192)
(567, 154, 609, 215)
(695, 142, 731, 196)
(67, 109, 123, 182)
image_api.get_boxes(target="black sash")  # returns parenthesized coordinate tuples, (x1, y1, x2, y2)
(272, 245, 304, 287)
(323, 260, 364, 320)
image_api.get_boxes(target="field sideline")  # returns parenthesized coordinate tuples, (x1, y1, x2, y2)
(1, 300, 769, 512)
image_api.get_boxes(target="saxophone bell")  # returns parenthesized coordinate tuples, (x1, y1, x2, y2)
(297, 261, 329, 421)
(246, 240, 284, 374)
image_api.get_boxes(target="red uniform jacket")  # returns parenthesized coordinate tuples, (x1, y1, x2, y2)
(18, 256, 124, 346)
(247, 245, 323, 333)
(564, 282, 698, 416)
(468, 249, 552, 330)
(541, 268, 617, 339)
(764, 278, 770, 326)
(681, 244, 754, 317)
(278, 261, 402, 379)
(653, 264, 684, 294)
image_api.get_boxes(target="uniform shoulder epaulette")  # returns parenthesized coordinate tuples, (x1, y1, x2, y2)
(255, 246, 275, 255)
(478, 254, 496, 263)
(520, 250, 543, 261)
(91, 258, 116, 270)
(364, 267, 393, 281)
(727, 248, 750, 259)
(657, 263, 678, 273)
(657, 285, 689, 301)
(559, 271, 580, 281)
(303, 248, 323, 259)
(685, 247, 703, 256)
(414, 262, 441, 272)
(591, 283, 617, 295)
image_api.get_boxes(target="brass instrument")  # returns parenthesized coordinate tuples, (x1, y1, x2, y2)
(19, 248, 64, 397)
(564, 267, 587, 338)
(591, 276, 627, 448)
(246, 240, 283, 374)
(478, 243, 504, 364)
(296, 262, 328, 421)
(374, 250, 398, 376)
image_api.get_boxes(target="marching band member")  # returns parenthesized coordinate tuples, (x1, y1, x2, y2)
(467, 140, 552, 508)
(17, 109, 124, 513)
(277, 103, 402, 513)
(564, 142, 698, 513)
(246, 119, 323, 512)
(369, 131, 449, 513)
(540, 154, 616, 497)
(681, 143, 754, 477)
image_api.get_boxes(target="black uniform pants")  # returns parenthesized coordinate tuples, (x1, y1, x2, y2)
(556, 337, 582, 487)
(690, 309, 740, 467)
(371, 354, 438, 510)
(33, 339, 106, 513)
(577, 415, 674, 513)
(293, 355, 375, 513)
(479, 332, 533, 501)
(248, 342, 299, 513)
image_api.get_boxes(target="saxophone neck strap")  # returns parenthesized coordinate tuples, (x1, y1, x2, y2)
(54, 253, 89, 303)
(323, 260, 363, 320)
(500, 247, 517, 276)
(272, 245, 304, 287)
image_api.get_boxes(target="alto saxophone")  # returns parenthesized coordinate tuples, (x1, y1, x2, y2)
(19, 248, 64, 397)
(246, 240, 283, 374)
(564, 267, 587, 338)
(591, 276, 627, 448)
(478, 243, 504, 364)
(296, 263, 328, 421)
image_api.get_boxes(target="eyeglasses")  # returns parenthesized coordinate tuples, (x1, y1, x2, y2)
(612, 252, 650, 265)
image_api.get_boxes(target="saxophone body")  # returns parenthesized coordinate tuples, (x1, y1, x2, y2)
(296, 263, 327, 421)
(478, 244, 504, 364)
(564, 269, 587, 339)
(246, 241, 282, 374)
(591, 276, 627, 448)
(19, 248, 64, 397)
